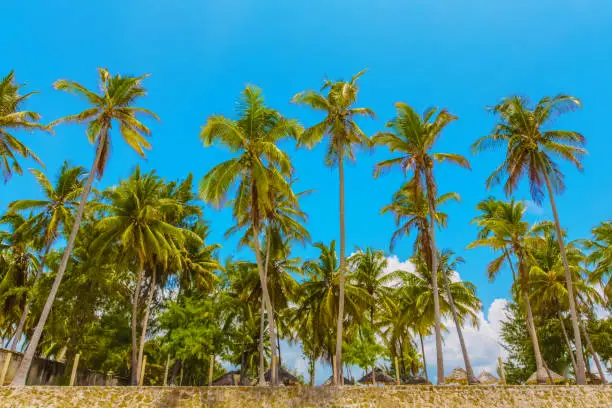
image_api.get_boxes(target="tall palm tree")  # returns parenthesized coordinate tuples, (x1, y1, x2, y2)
(373, 102, 469, 383)
(200, 86, 301, 385)
(11, 68, 157, 386)
(473, 94, 588, 384)
(6, 162, 86, 350)
(469, 199, 548, 383)
(0, 70, 51, 183)
(292, 70, 374, 383)
(583, 221, 612, 302)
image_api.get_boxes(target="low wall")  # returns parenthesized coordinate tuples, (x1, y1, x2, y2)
(0, 385, 610, 408)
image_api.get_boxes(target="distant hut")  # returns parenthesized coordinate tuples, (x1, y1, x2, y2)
(358, 368, 395, 385)
(587, 372, 603, 385)
(445, 367, 469, 385)
(265, 366, 301, 386)
(404, 375, 431, 385)
(322, 376, 355, 386)
(525, 369, 566, 385)
(477, 371, 500, 385)
(212, 370, 241, 386)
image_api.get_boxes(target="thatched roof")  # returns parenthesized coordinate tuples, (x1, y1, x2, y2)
(358, 368, 395, 384)
(587, 372, 603, 385)
(264, 366, 301, 386)
(212, 370, 241, 386)
(445, 367, 469, 384)
(322, 376, 356, 386)
(477, 371, 500, 385)
(526, 369, 566, 384)
(404, 375, 431, 385)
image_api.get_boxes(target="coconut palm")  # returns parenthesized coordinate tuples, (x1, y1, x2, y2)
(12, 68, 158, 386)
(6, 162, 86, 350)
(469, 199, 548, 383)
(292, 70, 374, 383)
(583, 221, 612, 302)
(373, 102, 469, 383)
(0, 70, 51, 183)
(473, 94, 588, 383)
(200, 85, 301, 385)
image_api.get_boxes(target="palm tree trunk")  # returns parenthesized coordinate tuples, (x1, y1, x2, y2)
(10, 130, 106, 386)
(543, 173, 586, 385)
(424, 168, 444, 384)
(10, 243, 52, 352)
(442, 269, 477, 384)
(258, 234, 273, 385)
(309, 353, 315, 386)
(558, 311, 578, 377)
(131, 255, 145, 385)
(137, 268, 156, 383)
(276, 319, 282, 367)
(251, 219, 278, 386)
(504, 249, 517, 283)
(335, 149, 346, 386)
(522, 286, 546, 384)
(419, 333, 428, 381)
(579, 316, 607, 384)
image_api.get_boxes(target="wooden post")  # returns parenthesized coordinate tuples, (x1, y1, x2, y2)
(139, 355, 147, 386)
(208, 355, 214, 386)
(332, 355, 337, 385)
(163, 355, 170, 386)
(69, 353, 80, 386)
(498, 357, 506, 384)
(1, 352, 12, 386)
(394, 356, 400, 385)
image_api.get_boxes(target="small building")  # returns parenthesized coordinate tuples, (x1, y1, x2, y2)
(525, 369, 566, 385)
(264, 366, 301, 386)
(357, 368, 395, 385)
(477, 371, 501, 385)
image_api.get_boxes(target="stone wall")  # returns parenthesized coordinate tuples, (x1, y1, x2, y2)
(0, 385, 610, 408)
(0, 348, 126, 386)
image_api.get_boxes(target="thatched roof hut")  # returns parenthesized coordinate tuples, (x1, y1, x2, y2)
(212, 370, 241, 386)
(322, 376, 356, 386)
(264, 366, 301, 386)
(587, 372, 603, 385)
(525, 369, 566, 384)
(477, 371, 500, 385)
(404, 375, 431, 385)
(445, 367, 469, 385)
(358, 368, 395, 384)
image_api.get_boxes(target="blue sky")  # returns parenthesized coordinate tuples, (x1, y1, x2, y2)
(5, 0, 612, 382)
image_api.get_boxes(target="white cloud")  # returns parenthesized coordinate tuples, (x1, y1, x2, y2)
(524, 200, 545, 216)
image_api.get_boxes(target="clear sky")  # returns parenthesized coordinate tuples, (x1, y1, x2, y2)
(4, 0, 612, 382)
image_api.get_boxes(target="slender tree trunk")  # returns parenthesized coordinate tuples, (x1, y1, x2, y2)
(11, 243, 52, 352)
(543, 173, 586, 385)
(251, 219, 277, 386)
(504, 249, 517, 283)
(558, 311, 578, 377)
(419, 333, 428, 381)
(442, 269, 477, 384)
(11, 130, 107, 386)
(424, 168, 444, 384)
(131, 256, 145, 385)
(276, 319, 282, 368)
(579, 316, 607, 384)
(258, 297, 266, 385)
(335, 151, 346, 386)
(522, 286, 546, 384)
(309, 353, 315, 386)
(137, 268, 156, 381)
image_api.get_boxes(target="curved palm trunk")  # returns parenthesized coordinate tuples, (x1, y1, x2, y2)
(137, 268, 156, 384)
(442, 270, 476, 384)
(334, 151, 346, 386)
(543, 173, 586, 385)
(131, 256, 145, 385)
(258, 236, 272, 385)
(10, 243, 52, 352)
(419, 333, 428, 381)
(424, 168, 444, 385)
(558, 311, 578, 377)
(522, 285, 546, 384)
(10, 131, 106, 386)
(251, 219, 278, 386)
(579, 316, 607, 384)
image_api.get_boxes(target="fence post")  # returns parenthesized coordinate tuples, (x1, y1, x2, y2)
(69, 353, 80, 386)
(139, 355, 147, 386)
(394, 356, 400, 385)
(208, 355, 214, 386)
(164, 355, 170, 386)
(1, 352, 13, 386)
(498, 356, 506, 384)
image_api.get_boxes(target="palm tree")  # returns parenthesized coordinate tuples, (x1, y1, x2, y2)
(11, 68, 157, 386)
(473, 94, 588, 384)
(6, 162, 86, 350)
(292, 70, 374, 384)
(200, 86, 301, 385)
(373, 102, 469, 384)
(583, 221, 612, 302)
(0, 70, 51, 183)
(469, 199, 548, 383)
